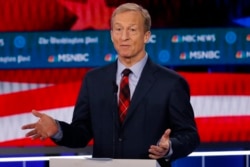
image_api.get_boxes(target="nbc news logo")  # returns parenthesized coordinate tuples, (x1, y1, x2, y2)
(171, 34, 216, 43)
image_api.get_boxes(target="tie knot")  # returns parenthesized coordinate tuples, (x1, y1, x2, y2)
(122, 68, 131, 76)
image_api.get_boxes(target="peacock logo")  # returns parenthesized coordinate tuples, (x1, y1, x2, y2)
(171, 35, 182, 43)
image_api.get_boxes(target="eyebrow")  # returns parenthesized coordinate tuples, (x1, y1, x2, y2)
(113, 23, 138, 27)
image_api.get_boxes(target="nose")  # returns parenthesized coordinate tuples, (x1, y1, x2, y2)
(121, 30, 129, 40)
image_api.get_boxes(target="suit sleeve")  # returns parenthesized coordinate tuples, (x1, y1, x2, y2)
(168, 77, 200, 160)
(53, 74, 93, 148)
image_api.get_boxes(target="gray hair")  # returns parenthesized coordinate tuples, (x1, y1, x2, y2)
(111, 3, 151, 32)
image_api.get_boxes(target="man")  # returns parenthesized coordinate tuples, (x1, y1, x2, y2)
(22, 3, 200, 167)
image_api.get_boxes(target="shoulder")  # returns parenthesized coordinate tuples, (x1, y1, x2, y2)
(150, 61, 185, 81)
(85, 62, 116, 78)
(82, 62, 117, 86)
(149, 61, 190, 89)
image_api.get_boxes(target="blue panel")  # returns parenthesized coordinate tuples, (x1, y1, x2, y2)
(0, 28, 250, 69)
(0, 161, 47, 167)
(233, 17, 250, 27)
(0, 154, 47, 167)
(205, 155, 245, 167)
(26, 161, 47, 167)
(0, 162, 23, 167)
(172, 156, 202, 167)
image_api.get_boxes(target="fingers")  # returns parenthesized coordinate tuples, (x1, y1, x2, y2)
(24, 126, 49, 140)
(21, 123, 36, 130)
(25, 129, 37, 137)
(148, 129, 172, 159)
(28, 133, 47, 140)
(21, 110, 43, 129)
(21, 110, 48, 140)
(150, 145, 167, 154)
(148, 145, 168, 159)
(32, 110, 44, 118)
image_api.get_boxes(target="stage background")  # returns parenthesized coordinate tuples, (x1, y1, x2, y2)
(0, 0, 249, 167)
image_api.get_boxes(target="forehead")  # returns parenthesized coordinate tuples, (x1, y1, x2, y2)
(112, 11, 144, 26)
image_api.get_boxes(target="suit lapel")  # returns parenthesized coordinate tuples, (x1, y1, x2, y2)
(102, 62, 121, 128)
(123, 59, 158, 125)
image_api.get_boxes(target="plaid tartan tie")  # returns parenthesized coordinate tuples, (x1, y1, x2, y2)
(119, 68, 131, 123)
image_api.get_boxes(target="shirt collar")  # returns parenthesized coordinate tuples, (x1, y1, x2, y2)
(117, 53, 148, 78)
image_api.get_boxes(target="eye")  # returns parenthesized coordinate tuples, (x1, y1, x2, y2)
(130, 28, 136, 32)
(114, 27, 122, 32)
(128, 27, 137, 34)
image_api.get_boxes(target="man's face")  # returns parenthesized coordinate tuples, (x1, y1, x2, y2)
(111, 11, 150, 62)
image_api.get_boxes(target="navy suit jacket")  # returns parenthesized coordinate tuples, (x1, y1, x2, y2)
(55, 58, 200, 165)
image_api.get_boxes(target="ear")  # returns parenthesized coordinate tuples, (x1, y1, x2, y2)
(144, 31, 151, 43)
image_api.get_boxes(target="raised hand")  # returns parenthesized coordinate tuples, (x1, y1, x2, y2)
(21, 110, 59, 140)
(148, 129, 171, 159)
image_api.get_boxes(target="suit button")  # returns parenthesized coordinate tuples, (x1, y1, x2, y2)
(118, 138, 123, 142)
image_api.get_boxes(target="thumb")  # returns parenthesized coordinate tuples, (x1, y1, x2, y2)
(32, 110, 43, 119)
(158, 129, 171, 149)
(161, 129, 171, 141)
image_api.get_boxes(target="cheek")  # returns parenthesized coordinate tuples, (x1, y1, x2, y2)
(111, 35, 119, 42)
(111, 33, 118, 43)
(112, 40, 119, 48)
(136, 41, 145, 49)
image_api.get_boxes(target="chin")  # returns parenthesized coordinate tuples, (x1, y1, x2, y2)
(120, 55, 132, 59)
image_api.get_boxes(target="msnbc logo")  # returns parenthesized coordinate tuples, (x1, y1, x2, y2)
(48, 53, 89, 63)
(179, 50, 220, 60)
